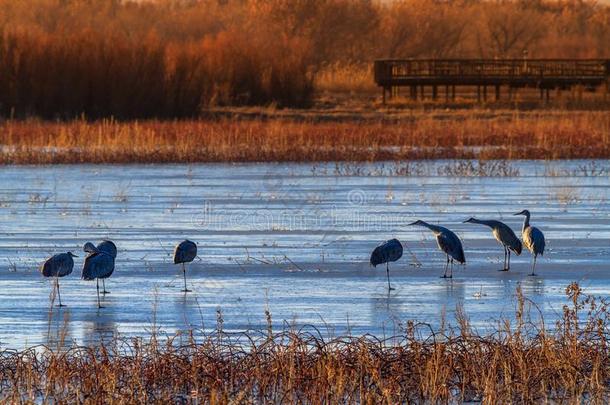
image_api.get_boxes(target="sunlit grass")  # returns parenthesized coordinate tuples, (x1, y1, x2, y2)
(0, 111, 608, 163)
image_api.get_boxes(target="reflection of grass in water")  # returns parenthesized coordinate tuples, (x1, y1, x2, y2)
(113, 181, 132, 203)
(553, 187, 580, 206)
(325, 160, 522, 178)
(2, 283, 610, 402)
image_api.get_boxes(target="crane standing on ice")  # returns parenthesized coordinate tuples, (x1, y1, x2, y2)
(370, 238, 403, 291)
(174, 240, 197, 293)
(514, 210, 545, 276)
(463, 218, 522, 271)
(82, 240, 117, 308)
(40, 251, 78, 307)
(408, 220, 465, 278)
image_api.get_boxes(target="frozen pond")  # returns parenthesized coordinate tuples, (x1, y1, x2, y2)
(0, 161, 609, 349)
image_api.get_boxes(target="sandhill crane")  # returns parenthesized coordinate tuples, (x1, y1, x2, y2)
(174, 240, 197, 292)
(40, 251, 77, 307)
(514, 210, 545, 276)
(84, 240, 117, 294)
(408, 220, 465, 278)
(82, 240, 117, 308)
(370, 238, 403, 291)
(464, 217, 522, 271)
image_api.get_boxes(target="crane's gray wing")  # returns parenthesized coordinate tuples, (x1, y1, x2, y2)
(41, 253, 74, 277)
(97, 240, 117, 259)
(496, 224, 522, 255)
(174, 240, 197, 264)
(530, 227, 545, 256)
(82, 252, 114, 280)
(436, 232, 465, 263)
(523, 227, 545, 256)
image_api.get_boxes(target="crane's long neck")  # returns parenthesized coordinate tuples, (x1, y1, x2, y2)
(470, 219, 495, 229)
(419, 221, 442, 234)
(522, 213, 531, 233)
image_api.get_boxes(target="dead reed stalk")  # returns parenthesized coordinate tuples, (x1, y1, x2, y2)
(1, 283, 610, 403)
(0, 111, 608, 163)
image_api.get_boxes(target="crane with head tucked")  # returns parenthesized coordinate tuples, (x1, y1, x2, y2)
(514, 210, 545, 276)
(82, 240, 117, 308)
(174, 240, 197, 292)
(83, 240, 117, 294)
(463, 217, 522, 271)
(370, 238, 403, 291)
(40, 251, 78, 307)
(408, 220, 465, 278)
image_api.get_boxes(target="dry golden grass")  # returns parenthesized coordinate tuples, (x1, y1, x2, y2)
(1, 283, 609, 403)
(315, 63, 377, 94)
(1, 110, 609, 163)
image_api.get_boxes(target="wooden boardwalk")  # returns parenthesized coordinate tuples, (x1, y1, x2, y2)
(374, 59, 610, 103)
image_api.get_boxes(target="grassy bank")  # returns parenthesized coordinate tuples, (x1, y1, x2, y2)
(0, 110, 609, 163)
(1, 283, 609, 403)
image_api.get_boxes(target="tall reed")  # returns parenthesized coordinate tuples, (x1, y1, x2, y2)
(1, 283, 609, 402)
(0, 111, 608, 163)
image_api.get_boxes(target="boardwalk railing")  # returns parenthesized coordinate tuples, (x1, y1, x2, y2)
(374, 59, 610, 102)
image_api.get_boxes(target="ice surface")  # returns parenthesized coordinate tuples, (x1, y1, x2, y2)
(0, 161, 609, 349)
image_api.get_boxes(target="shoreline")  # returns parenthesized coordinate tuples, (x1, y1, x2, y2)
(0, 109, 609, 164)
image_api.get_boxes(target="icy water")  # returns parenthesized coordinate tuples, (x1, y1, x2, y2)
(0, 161, 609, 349)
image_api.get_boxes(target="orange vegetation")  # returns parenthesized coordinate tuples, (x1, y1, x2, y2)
(0, 0, 608, 118)
(0, 111, 608, 163)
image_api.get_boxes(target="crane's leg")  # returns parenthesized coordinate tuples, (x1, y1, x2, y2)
(56, 277, 64, 307)
(102, 279, 110, 294)
(530, 255, 537, 276)
(96, 279, 104, 309)
(181, 262, 191, 293)
(442, 256, 450, 278)
(449, 259, 454, 278)
(386, 262, 395, 291)
(507, 250, 511, 271)
(502, 247, 508, 271)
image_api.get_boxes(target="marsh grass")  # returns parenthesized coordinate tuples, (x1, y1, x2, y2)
(1, 283, 610, 403)
(1, 110, 609, 164)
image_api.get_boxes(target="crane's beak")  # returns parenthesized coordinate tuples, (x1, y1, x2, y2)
(463, 218, 474, 223)
(513, 211, 525, 216)
(407, 221, 418, 226)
